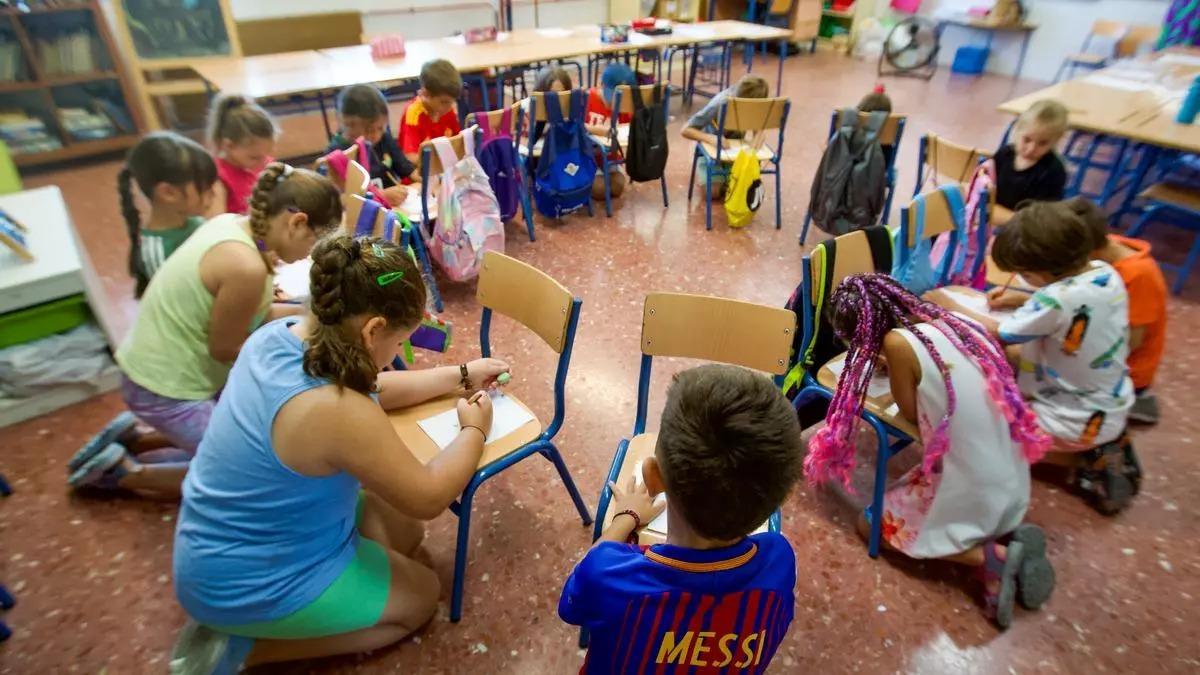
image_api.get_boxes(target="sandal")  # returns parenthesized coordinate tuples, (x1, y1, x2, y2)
(978, 540, 1024, 629)
(67, 444, 129, 490)
(68, 412, 137, 473)
(168, 621, 255, 675)
(1010, 524, 1055, 610)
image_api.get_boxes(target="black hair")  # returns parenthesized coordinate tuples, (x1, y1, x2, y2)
(337, 84, 389, 121)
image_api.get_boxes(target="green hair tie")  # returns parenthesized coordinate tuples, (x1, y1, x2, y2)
(376, 271, 405, 286)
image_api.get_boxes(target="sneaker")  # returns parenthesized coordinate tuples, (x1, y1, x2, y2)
(67, 444, 128, 490)
(1075, 444, 1134, 516)
(1128, 393, 1160, 425)
(978, 540, 1024, 630)
(67, 411, 137, 473)
(169, 621, 254, 675)
(1010, 524, 1056, 610)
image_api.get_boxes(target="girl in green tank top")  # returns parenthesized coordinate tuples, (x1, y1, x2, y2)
(68, 162, 344, 499)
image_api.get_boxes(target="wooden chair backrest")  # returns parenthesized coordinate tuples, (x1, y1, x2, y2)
(341, 193, 389, 240)
(640, 292, 796, 375)
(476, 251, 575, 354)
(925, 132, 990, 186)
(526, 90, 588, 124)
(236, 11, 363, 57)
(314, 144, 369, 196)
(1117, 24, 1160, 57)
(720, 96, 789, 133)
(845, 111, 906, 146)
(814, 230, 877, 305)
(769, 0, 795, 14)
(611, 84, 667, 115)
(418, 127, 477, 175)
(902, 189, 960, 247)
(1090, 19, 1129, 40)
(466, 103, 522, 137)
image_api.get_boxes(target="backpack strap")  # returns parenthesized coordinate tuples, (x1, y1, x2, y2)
(544, 91, 566, 126)
(431, 136, 460, 176)
(355, 199, 382, 237)
(478, 110, 495, 143)
(629, 85, 644, 113)
(323, 149, 349, 181)
(461, 127, 476, 157)
(837, 108, 859, 133)
(861, 110, 889, 146)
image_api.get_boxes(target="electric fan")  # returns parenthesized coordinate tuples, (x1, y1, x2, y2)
(877, 17, 940, 80)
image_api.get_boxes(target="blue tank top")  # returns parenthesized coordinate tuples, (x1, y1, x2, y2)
(174, 318, 361, 625)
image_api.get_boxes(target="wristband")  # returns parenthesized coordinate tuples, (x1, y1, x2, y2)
(461, 424, 486, 440)
(615, 509, 642, 545)
(459, 363, 471, 391)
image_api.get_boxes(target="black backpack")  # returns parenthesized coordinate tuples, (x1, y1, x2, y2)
(808, 108, 889, 235)
(625, 84, 668, 183)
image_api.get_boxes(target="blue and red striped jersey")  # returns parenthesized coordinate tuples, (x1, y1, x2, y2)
(559, 533, 796, 674)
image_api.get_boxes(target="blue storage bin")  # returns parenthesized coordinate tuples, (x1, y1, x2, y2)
(952, 46, 990, 75)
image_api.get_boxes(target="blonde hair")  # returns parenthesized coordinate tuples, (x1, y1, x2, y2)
(247, 163, 343, 251)
(1018, 99, 1069, 139)
(734, 75, 769, 99)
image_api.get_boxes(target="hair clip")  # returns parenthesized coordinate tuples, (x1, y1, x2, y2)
(376, 271, 404, 286)
(372, 243, 385, 257)
(276, 164, 294, 183)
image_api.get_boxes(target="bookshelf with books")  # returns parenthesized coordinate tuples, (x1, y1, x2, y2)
(0, 1, 142, 167)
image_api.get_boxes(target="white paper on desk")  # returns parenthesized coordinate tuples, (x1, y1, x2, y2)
(274, 258, 312, 301)
(1158, 53, 1200, 68)
(416, 392, 534, 450)
(1084, 74, 1155, 92)
(827, 359, 891, 399)
(942, 289, 1013, 319)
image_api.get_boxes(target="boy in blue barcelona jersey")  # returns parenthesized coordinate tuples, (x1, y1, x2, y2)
(559, 364, 803, 674)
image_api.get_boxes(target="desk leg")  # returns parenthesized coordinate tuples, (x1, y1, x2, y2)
(1099, 137, 1131, 207)
(1016, 32, 1031, 80)
(317, 91, 332, 141)
(1110, 144, 1158, 227)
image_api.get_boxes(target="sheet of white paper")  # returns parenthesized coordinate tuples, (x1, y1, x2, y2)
(275, 258, 312, 301)
(827, 359, 891, 399)
(942, 289, 1013, 319)
(1158, 53, 1200, 68)
(1084, 74, 1155, 92)
(417, 392, 535, 450)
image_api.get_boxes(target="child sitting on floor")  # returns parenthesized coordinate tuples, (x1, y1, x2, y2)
(399, 59, 463, 166)
(206, 94, 277, 216)
(993, 99, 1068, 211)
(585, 62, 637, 200)
(560, 364, 802, 673)
(809, 274, 1054, 629)
(326, 83, 418, 205)
(934, 201, 1138, 513)
(989, 197, 1167, 424)
(680, 75, 770, 199)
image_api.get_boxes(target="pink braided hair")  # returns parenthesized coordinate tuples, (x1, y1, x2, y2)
(804, 274, 1050, 490)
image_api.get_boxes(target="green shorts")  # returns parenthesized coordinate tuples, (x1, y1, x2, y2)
(211, 493, 390, 640)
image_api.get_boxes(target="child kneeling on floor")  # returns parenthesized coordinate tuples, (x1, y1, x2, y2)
(810, 274, 1055, 629)
(560, 364, 803, 673)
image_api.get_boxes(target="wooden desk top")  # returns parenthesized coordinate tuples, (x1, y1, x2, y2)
(194, 21, 792, 100)
(997, 50, 1200, 153)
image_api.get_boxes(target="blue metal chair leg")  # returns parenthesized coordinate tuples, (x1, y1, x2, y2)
(0, 473, 10, 497)
(774, 166, 782, 230)
(448, 480, 480, 622)
(866, 418, 891, 559)
(688, 149, 699, 201)
(518, 162, 536, 242)
(603, 156, 613, 218)
(542, 445, 594, 526)
(1173, 231, 1200, 294)
(799, 210, 813, 245)
(1125, 204, 1160, 238)
(882, 181, 895, 227)
(705, 162, 714, 230)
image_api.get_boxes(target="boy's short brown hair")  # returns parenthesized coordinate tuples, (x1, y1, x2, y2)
(420, 59, 462, 98)
(1063, 196, 1111, 251)
(655, 364, 803, 541)
(733, 75, 770, 99)
(992, 201, 1091, 277)
(1018, 99, 1069, 139)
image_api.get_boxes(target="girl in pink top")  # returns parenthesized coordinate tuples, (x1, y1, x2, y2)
(207, 94, 277, 215)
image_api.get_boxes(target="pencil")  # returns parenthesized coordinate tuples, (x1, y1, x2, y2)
(468, 391, 485, 406)
(1001, 273, 1016, 295)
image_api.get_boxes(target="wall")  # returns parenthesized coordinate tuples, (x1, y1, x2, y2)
(922, 0, 1169, 81)
(230, 0, 609, 40)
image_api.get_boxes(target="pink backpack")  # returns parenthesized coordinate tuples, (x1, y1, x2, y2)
(426, 133, 505, 281)
(930, 160, 995, 289)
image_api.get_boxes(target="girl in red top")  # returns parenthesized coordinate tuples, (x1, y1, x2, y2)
(206, 94, 277, 216)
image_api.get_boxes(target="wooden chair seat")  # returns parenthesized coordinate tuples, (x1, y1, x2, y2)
(816, 352, 920, 440)
(388, 392, 543, 470)
(1139, 182, 1200, 212)
(1066, 52, 1107, 65)
(700, 138, 776, 163)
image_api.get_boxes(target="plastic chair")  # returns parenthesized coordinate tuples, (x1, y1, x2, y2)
(596, 84, 672, 217)
(520, 90, 597, 220)
(789, 230, 920, 557)
(688, 96, 791, 230)
(799, 110, 907, 244)
(466, 104, 536, 242)
(387, 251, 592, 621)
(1055, 20, 1129, 82)
(1126, 182, 1200, 294)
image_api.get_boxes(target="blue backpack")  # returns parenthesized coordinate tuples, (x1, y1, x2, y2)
(476, 106, 521, 222)
(533, 89, 597, 218)
(893, 184, 965, 296)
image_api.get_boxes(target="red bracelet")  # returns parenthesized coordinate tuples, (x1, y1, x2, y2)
(615, 509, 641, 544)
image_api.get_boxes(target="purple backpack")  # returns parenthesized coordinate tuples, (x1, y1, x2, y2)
(476, 106, 521, 222)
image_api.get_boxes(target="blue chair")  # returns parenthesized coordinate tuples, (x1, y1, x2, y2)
(519, 90, 597, 220)
(1054, 20, 1128, 83)
(466, 104, 537, 242)
(594, 84, 672, 217)
(387, 252, 592, 622)
(788, 230, 920, 557)
(1126, 182, 1200, 294)
(799, 110, 907, 245)
(583, 291, 796, 648)
(688, 96, 790, 230)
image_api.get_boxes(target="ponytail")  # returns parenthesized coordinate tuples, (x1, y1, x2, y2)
(207, 93, 276, 147)
(304, 235, 426, 393)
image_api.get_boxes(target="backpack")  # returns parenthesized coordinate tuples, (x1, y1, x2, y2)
(533, 90, 598, 218)
(809, 108, 889, 235)
(723, 147, 765, 228)
(323, 137, 394, 207)
(893, 184, 965, 296)
(426, 133, 505, 282)
(625, 84, 668, 182)
(476, 106, 521, 222)
(930, 161, 995, 289)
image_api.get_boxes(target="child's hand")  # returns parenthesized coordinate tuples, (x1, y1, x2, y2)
(274, 285, 293, 302)
(608, 474, 665, 528)
(467, 358, 510, 389)
(987, 287, 1027, 310)
(382, 185, 408, 206)
(456, 392, 493, 439)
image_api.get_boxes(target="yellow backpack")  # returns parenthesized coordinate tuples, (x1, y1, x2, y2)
(723, 146, 764, 228)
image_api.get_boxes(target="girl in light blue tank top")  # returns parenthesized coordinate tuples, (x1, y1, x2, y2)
(171, 235, 511, 669)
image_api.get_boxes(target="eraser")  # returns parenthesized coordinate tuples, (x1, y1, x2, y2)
(497, 372, 511, 386)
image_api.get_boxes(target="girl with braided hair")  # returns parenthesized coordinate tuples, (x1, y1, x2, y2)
(172, 235, 509, 669)
(808, 273, 1054, 628)
(69, 163, 341, 497)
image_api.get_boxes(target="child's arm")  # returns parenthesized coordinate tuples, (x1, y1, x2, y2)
(596, 474, 665, 546)
(206, 182, 227, 219)
(265, 302, 305, 321)
(200, 242, 271, 363)
(681, 125, 721, 149)
(376, 358, 510, 410)
(882, 331, 921, 425)
(586, 123, 610, 137)
(924, 288, 1003, 337)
